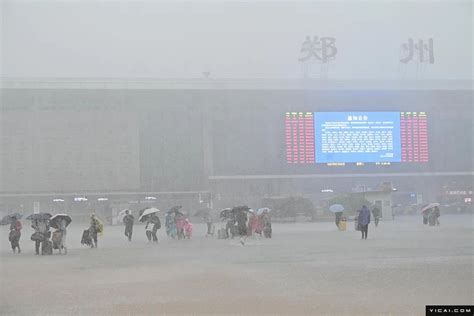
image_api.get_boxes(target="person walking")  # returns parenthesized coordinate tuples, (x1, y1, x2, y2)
(372, 206, 381, 227)
(89, 214, 102, 248)
(32, 219, 50, 255)
(433, 206, 441, 226)
(235, 207, 248, 245)
(9, 216, 22, 254)
(203, 212, 214, 236)
(335, 211, 343, 229)
(123, 210, 134, 242)
(57, 218, 68, 254)
(358, 205, 371, 240)
(149, 213, 161, 243)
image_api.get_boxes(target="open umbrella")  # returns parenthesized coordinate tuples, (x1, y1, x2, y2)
(0, 213, 23, 225)
(220, 208, 232, 220)
(49, 214, 72, 229)
(329, 204, 345, 213)
(26, 213, 52, 221)
(257, 207, 271, 215)
(139, 207, 161, 222)
(232, 205, 251, 213)
(421, 203, 440, 213)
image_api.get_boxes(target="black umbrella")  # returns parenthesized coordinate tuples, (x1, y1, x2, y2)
(26, 213, 52, 221)
(49, 214, 72, 229)
(232, 205, 251, 214)
(220, 208, 232, 220)
(0, 213, 22, 225)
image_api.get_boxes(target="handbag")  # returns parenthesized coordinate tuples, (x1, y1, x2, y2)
(31, 232, 45, 242)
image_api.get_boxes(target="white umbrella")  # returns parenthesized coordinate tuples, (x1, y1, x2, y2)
(257, 207, 271, 215)
(138, 207, 161, 222)
(329, 204, 344, 213)
(421, 203, 440, 213)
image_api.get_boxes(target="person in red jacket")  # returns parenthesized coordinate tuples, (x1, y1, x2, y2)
(9, 216, 22, 254)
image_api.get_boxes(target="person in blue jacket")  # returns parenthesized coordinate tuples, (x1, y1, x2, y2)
(358, 205, 371, 240)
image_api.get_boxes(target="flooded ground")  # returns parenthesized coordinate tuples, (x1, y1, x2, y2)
(1, 214, 472, 315)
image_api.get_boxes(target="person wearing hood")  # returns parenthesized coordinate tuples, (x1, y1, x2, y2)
(89, 214, 102, 248)
(358, 205, 371, 240)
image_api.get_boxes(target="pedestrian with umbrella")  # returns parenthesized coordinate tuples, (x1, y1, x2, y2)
(27, 213, 52, 255)
(421, 203, 440, 226)
(139, 208, 161, 243)
(2, 214, 23, 254)
(50, 214, 71, 254)
(233, 206, 250, 245)
(121, 210, 134, 242)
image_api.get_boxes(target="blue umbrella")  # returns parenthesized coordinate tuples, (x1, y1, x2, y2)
(329, 204, 344, 213)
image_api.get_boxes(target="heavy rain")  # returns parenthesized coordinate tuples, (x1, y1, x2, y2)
(0, 1, 473, 315)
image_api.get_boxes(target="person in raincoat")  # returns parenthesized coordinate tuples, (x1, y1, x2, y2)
(89, 214, 102, 248)
(357, 205, 371, 240)
(175, 213, 186, 240)
(9, 216, 22, 254)
(184, 218, 193, 239)
(247, 211, 258, 236)
(123, 210, 134, 242)
(165, 213, 177, 238)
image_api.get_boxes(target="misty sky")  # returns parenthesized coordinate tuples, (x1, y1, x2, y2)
(1, 0, 472, 79)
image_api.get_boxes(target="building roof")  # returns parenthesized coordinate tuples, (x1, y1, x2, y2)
(1, 78, 472, 90)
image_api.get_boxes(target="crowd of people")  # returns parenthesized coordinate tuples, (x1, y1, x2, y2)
(6, 213, 70, 255)
(218, 206, 272, 245)
(4, 202, 442, 254)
